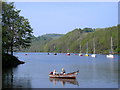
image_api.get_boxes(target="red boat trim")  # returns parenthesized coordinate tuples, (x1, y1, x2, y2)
(49, 77, 76, 79)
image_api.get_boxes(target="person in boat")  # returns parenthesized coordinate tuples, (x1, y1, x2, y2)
(61, 68, 66, 74)
(53, 69, 58, 75)
(49, 72, 53, 75)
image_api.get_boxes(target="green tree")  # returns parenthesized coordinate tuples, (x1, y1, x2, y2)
(2, 2, 33, 55)
(83, 27, 94, 32)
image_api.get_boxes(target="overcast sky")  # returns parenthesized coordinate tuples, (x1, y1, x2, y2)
(14, 2, 118, 36)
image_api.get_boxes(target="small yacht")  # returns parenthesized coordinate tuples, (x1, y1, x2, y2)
(79, 44, 83, 56)
(91, 54, 96, 57)
(54, 53, 57, 55)
(106, 54, 114, 58)
(67, 53, 70, 56)
(85, 53, 89, 56)
(66, 49, 70, 56)
(79, 53, 83, 56)
(85, 42, 89, 56)
(106, 37, 114, 58)
(91, 38, 96, 58)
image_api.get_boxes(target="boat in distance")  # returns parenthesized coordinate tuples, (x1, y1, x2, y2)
(91, 54, 96, 57)
(106, 37, 114, 58)
(106, 54, 114, 58)
(85, 53, 89, 56)
(79, 53, 83, 56)
(66, 53, 70, 56)
(49, 70, 79, 79)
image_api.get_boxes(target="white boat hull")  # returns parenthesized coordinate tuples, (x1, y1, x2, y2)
(79, 53, 83, 56)
(106, 54, 114, 58)
(91, 54, 96, 57)
(67, 53, 70, 56)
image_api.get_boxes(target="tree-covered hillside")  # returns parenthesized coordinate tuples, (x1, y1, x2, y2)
(22, 34, 64, 52)
(23, 25, 119, 54)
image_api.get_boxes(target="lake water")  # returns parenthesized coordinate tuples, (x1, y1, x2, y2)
(2, 52, 119, 88)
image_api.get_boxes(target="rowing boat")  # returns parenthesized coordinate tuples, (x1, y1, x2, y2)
(49, 70, 79, 79)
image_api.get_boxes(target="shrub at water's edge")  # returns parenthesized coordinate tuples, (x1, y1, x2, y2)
(2, 53, 25, 68)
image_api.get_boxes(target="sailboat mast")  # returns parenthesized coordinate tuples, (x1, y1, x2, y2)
(86, 42, 88, 53)
(54, 45, 56, 53)
(67, 48, 69, 53)
(80, 44, 81, 53)
(111, 37, 113, 54)
(93, 39, 95, 54)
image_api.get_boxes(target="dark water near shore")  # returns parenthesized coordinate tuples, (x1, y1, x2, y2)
(2, 52, 118, 88)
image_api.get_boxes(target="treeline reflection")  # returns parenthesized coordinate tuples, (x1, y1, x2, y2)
(2, 68, 31, 88)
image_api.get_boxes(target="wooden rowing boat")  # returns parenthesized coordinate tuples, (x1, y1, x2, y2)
(49, 70, 79, 79)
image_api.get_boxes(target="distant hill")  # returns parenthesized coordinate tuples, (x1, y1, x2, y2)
(43, 28, 89, 53)
(22, 34, 64, 52)
(22, 25, 119, 54)
(40, 34, 64, 39)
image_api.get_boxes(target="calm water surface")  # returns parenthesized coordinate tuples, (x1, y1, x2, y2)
(3, 52, 118, 88)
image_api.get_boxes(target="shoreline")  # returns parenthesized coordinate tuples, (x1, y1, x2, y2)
(14, 52, 120, 55)
(2, 53, 25, 69)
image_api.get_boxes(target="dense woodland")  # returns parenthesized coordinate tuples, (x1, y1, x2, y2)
(23, 25, 119, 54)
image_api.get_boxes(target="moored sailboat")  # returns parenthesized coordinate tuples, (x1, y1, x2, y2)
(106, 53, 114, 58)
(66, 49, 70, 56)
(106, 37, 114, 58)
(53, 46, 57, 55)
(85, 42, 89, 56)
(91, 54, 96, 57)
(54, 53, 57, 55)
(91, 38, 96, 58)
(79, 44, 83, 56)
(85, 53, 89, 56)
(67, 53, 70, 56)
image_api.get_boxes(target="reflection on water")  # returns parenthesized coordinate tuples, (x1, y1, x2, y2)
(49, 78, 79, 87)
(2, 68, 13, 88)
(2, 67, 31, 88)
